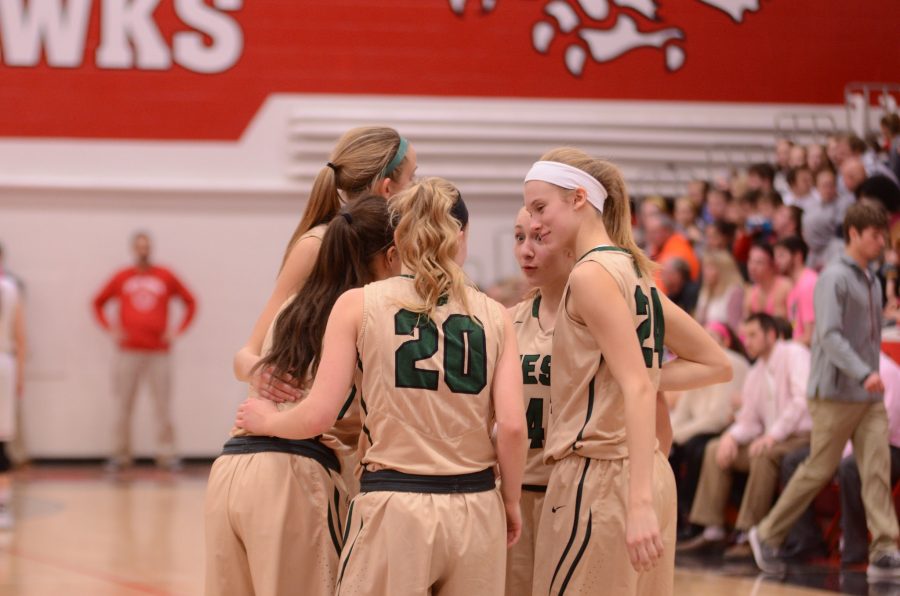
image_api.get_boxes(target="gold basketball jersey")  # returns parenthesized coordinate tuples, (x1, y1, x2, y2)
(545, 247, 663, 462)
(356, 276, 506, 476)
(510, 294, 554, 487)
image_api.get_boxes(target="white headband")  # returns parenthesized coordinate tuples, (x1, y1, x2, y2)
(524, 161, 608, 212)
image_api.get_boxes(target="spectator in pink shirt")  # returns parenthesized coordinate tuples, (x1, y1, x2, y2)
(774, 236, 818, 346)
(679, 313, 812, 558)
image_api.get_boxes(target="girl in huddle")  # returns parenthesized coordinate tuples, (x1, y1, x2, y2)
(505, 207, 573, 595)
(205, 195, 398, 596)
(523, 148, 733, 596)
(237, 178, 527, 596)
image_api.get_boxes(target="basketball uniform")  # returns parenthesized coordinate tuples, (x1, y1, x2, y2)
(336, 276, 507, 596)
(505, 293, 554, 596)
(0, 277, 19, 444)
(205, 224, 362, 596)
(533, 247, 676, 596)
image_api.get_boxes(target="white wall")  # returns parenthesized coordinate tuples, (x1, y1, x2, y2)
(0, 189, 518, 458)
(0, 93, 850, 457)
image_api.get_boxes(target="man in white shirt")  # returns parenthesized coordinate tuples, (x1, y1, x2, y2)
(679, 313, 812, 557)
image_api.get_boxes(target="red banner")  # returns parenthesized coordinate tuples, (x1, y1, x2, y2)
(0, 0, 897, 140)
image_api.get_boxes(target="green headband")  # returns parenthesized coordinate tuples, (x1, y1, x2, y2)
(383, 137, 409, 177)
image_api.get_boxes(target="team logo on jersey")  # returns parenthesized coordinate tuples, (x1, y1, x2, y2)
(449, 0, 761, 75)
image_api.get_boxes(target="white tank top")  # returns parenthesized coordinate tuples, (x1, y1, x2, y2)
(0, 277, 19, 354)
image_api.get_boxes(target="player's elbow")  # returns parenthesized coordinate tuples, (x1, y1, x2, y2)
(711, 350, 733, 384)
(307, 408, 337, 439)
(496, 416, 527, 448)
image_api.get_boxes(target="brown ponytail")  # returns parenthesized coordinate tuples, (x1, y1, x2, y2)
(539, 147, 656, 277)
(281, 126, 407, 269)
(258, 195, 395, 382)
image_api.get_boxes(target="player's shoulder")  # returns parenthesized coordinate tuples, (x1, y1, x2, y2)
(508, 294, 537, 325)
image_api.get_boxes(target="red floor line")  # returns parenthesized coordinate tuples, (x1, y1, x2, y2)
(9, 547, 183, 596)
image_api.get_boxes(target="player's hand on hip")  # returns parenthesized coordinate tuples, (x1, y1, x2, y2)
(504, 500, 522, 548)
(626, 502, 664, 573)
(235, 398, 278, 435)
(251, 366, 305, 403)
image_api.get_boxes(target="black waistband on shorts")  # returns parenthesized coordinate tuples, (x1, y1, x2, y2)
(360, 467, 495, 494)
(221, 436, 340, 473)
(522, 484, 547, 493)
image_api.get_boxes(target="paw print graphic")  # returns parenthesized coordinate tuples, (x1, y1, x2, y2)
(449, 0, 761, 76)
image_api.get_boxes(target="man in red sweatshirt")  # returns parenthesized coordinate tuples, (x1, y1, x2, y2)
(93, 232, 196, 472)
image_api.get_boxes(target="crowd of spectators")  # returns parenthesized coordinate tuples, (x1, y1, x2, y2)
(644, 125, 900, 567)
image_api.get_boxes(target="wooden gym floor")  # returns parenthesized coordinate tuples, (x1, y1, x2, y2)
(0, 465, 895, 596)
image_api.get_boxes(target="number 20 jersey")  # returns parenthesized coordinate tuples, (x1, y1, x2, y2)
(356, 276, 506, 476)
(546, 247, 663, 463)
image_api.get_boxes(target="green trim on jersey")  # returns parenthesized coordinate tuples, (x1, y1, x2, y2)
(531, 294, 542, 318)
(578, 246, 641, 278)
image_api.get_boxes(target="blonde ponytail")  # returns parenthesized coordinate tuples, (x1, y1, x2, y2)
(389, 177, 471, 317)
(280, 126, 406, 269)
(539, 147, 656, 277)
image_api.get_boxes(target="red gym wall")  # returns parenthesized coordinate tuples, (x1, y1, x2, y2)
(0, 0, 898, 141)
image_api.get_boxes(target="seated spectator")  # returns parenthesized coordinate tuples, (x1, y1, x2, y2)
(729, 192, 756, 267)
(705, 220, 738, 254)
(803, 168, 851, 270)
(773, 204, 803, 240)
(705, 188, 732, 224)
(783, 166, 815, 209)
(841, 157, 869, 198)
(774, 140, 793, 195)
(774, 236, 818, 345)
(669, 321, 750, 539)
(662, 257, 700, 314)
(837, 133, 898, 186)
(644, 213, 700, 293)
(679, 314, 812, 558)
(637, 195, 668, 250)
(789, 145, 808, 170)
(779, 352, 900, 565)
(695, 249, 745, 331)
(882, 113, 900, 182)
(744, 242, 792, 319)
(748, 163, 777, 194)
(807, 143, 831, 172)
(674, 196, 704, 246)
(687, 179, 710, 213)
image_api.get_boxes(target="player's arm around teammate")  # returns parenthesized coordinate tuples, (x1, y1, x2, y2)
(233, 128, 417, 394)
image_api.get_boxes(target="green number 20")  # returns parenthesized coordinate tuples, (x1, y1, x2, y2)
(394, 310, 487, 394)
(634, 286, 665, 368)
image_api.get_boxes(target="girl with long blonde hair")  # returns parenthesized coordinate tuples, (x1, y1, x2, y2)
(523, 148, 732, 595)
(237, 177, 527, 596)
(694, 249, 745, 331)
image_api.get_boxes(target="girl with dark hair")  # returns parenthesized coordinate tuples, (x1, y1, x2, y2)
(205, 195, 399, 596)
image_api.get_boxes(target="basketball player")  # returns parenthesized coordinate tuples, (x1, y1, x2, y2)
(523, 149, 733, 596)
(237, 178, 527, 596)
(505, 207, 573, 595)
(0, 272, 25, 529)
(205, 196, 398, 596)
(233, 126, 416, 491)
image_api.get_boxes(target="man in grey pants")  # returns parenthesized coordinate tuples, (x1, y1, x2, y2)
(750, 202, 900, 581)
